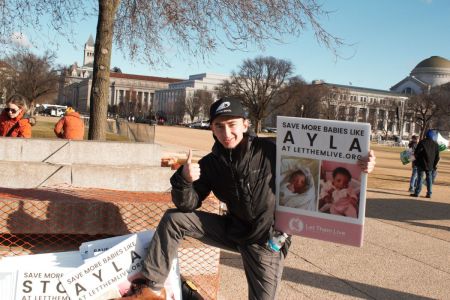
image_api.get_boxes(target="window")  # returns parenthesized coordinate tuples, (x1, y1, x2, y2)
(402, 87, 415, 95)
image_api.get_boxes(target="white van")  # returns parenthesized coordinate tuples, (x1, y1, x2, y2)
(50, 107, 66, 117)
(38, 104, 67, 117)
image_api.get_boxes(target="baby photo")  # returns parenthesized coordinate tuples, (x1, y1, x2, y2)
(279, 157, 319, 211)
(318, 161, 362, 218)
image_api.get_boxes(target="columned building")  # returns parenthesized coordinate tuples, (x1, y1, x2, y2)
(0, 61, 15, 104)
(318, 82, 409, 139)
(154, 73, 229, 124)
(58, 36, 183, 116)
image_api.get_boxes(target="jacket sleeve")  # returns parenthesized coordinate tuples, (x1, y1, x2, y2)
(414, 142, 423, 158)
(18, 120, 32, 138)
(170, 163, 212, 212)
(54, 117, 64, 138)
(434, 147, 440, 169)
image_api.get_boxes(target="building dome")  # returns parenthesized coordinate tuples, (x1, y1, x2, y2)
(414, 56, 450, 69)
(410, 56, 450, 87)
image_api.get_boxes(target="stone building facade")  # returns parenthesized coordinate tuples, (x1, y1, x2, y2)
(391, 56, 450, 138)
(319, 82, 409, 139)
(58, 36, 183, 116)
(391, 56, 450, 94)
(153, 73, 229, 124)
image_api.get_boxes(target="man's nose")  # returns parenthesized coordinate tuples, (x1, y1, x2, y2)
(224, 125, 232, 135)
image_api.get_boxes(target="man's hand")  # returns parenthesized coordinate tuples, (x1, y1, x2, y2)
(358, 150, 376, 173)
(181, 149, 200, 182)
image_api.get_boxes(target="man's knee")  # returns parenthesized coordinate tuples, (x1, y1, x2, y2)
(159, 208, 191, 229)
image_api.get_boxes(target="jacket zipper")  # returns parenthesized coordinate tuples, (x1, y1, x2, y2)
(228, 149, 241, 203)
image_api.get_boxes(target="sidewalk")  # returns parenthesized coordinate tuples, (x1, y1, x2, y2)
(218, 184, 450, 300)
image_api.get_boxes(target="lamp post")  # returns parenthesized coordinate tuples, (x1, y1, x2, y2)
(300, 104, 304, 118)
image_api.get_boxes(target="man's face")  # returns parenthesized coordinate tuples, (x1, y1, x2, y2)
(332, 173, 350, 190)
(211, 115, 249, 149)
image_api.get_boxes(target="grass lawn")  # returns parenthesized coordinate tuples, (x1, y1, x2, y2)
(32, 116, 129, 142)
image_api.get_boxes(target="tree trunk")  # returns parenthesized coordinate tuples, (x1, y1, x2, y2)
(88, 0, 120, 140)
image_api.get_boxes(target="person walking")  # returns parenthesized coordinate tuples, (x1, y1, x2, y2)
(118, 97, 376, 300)
(0, 94, 32, 138)
(54, 103, 85, 140)
(408, 135, 419, 193)
(410, 129, 440, 198)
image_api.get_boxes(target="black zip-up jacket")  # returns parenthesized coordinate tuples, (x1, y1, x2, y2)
(170, 133, 276, 245)
(414, 138, 439, 171)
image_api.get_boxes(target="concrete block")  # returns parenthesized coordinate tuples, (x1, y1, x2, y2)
(0, 138, 161, 167)
(24, 139, 71, 163)
(0, 161, 71, 188)
(71, 165, 173, 192)
(69, 141, 161, 166)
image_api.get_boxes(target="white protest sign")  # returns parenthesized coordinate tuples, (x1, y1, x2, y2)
(275, 116, 371, 247)
(0, 251, 83, 300)
(60, 234, 146, 300)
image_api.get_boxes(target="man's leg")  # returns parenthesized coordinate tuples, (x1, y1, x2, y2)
(141, 209, 236, 286)
(425, 170, 433, 197)
(239, 243, 285, 300)
(409, 165, 418, 192)
(413, 169, 424, 196)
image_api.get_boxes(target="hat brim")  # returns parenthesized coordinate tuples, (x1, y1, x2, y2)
(208, 114, 246, 123)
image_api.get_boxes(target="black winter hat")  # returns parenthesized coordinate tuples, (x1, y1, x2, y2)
(209, 97, 246, 122)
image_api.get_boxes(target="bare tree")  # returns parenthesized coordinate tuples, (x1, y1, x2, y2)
(1, 0, 343, 139)
(277, 77, 328, 119)
(173, 94, 187, 124)
(319, 85, 340, 120)
(111, 66, 122, 73)
(196, 90, 214, 120)
(185, 93, 202, 122)
(432, 83, 450, 135)
(408, 94, 438, 139)
(217, 56, 294, 132)
(5, 50, 60, 113)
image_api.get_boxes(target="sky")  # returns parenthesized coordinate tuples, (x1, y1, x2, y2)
(9, 0, 450, 91)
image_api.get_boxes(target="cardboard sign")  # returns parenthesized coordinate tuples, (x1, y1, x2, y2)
(275, 116, 371, 247)
(60, 234, 147, 299)
(0, 251, 83, 300)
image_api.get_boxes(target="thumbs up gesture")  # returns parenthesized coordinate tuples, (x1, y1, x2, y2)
(181, 149, 201, 182)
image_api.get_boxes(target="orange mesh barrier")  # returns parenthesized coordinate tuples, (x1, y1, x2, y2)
(0, 187, 220, 299)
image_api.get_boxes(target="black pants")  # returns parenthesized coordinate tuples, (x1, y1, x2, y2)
(142, 209, 285, 300)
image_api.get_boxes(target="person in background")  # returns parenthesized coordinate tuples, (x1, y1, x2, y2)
(0, 94, 32, 138)
(408, 135, 419, 193)
(118, 97, 377, 300)
(54, 103, 85, 140)
(410, 129, 439, 199)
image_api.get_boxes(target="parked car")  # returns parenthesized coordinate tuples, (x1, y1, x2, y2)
(135, 117, 157, 125)
(187, 120, 210, 130)
(261, 127, 277, 133)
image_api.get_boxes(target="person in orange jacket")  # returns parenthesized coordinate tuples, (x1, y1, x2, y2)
(54, 103, 85, 140)
(0, 94, 32, 138)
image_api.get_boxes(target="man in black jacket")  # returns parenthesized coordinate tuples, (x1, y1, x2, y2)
(123, 97, 376, 300)
(411, 129, 440, 198)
